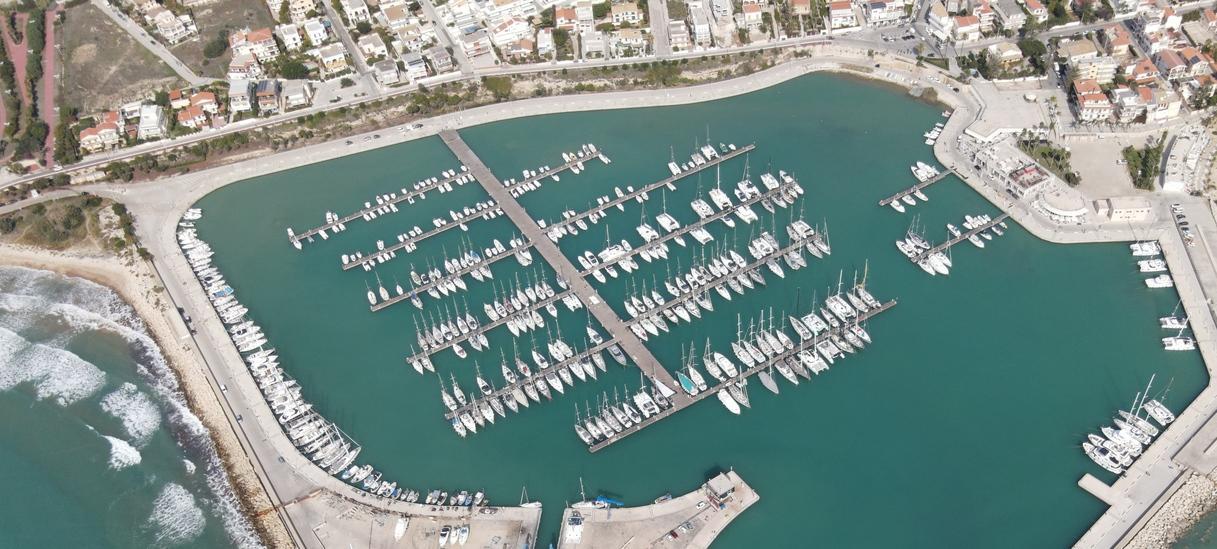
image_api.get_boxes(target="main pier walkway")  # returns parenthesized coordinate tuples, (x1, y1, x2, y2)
(440, 130, 687, 404)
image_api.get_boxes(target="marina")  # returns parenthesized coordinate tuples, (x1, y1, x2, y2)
(911, 213, 1011, 263)
(339, 200, 504, 272)
(182, 74, 1208, 547)
(366, 238, 535, 312)
(878, 162, 952, 213)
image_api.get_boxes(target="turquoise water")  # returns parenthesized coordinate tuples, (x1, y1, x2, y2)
(192, 73, 1208, 547)
(0, 267, 259, 549)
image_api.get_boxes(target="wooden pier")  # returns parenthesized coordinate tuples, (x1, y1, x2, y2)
(545, 144, 756, 233)
(289, 166, 471, 246)
(343, 203, 503, 271)
(289, 148, 603, 248)
(912, 213, 1010, 262)
(368, 240, 534, 312)
(588, 297, 898, 452)
(406, 286, 576, 360)
(624, 235, 818, 327)
(877, 169, 953, 207)
(581, 181, 803, 275)
(440, 130, 688, 405)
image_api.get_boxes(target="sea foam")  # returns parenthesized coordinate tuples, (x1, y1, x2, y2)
(147, 483, 206, 546)
(101, 383, 162, 447)
(0, 326, 106, 406)
(104, 435, 142, 470)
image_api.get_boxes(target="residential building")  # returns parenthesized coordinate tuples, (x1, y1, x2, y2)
(742, 3, 763, 28)
(168, 88, 191, 109)
(791, 0, 811, 15)
(147, 7, 198, 44)
(277, 23, 305, 50)
(229, 80, 255, 112)
(689, 10, 712, 45)
(189, 91, 219, 113)
(1204, 7, 1217, 31)
(537, 28, 554, 57)
(555, 6, 578, 30)
(282, 80, 313, 109)
(988, 42, 1023, 67)
(1099, 24, 1131, 57)
(974, 0, 995, 32)
(403, 51, 429, 80)
(230, 27, 281, 61)
(611, 27, 647, 55)
(357, 33, 389, 59)
(176, 106, 209, 130)
(227, 52, 264, 80)
(1129, 58, 1160, 84)
(373, 58, 401, 84)
(382, 4, 413, 29)
(427, 46, 454, 72)
(1154, 49, 1188, 81)
(460, 28, 493, 58)
(952, 15, 980, 42)
(1109, 86, 1146, 124)
(1178, 46, 1215, 79)
(1059, 39, 1099, 63)
(1145, 87, 1182, 122)
(580, 29, 607, 57)
(340, 0, 372, 22)
(668, 19, 690, 50)
(489, 16, 531, 46)
(926, 1, 953, 41)
(1073, 56, 1119, 84)
(317, 43, 350, 74)
(611, 2, 641, 24)
(304, 18, 329, 44)
(78, 113, 124, 153)
(1071, 79, 1113, 122)
(991, 0, 1025, 30)
(136, 104, 168, 140)
(288, 0, 316, 22)
(574, 0, 595, 31)
(1024, 0, 1048, 23)
(866, 1, 901, 25)
(254, 79, 281, 114)
(712, 0, 734, 18)
(829, 0, 856, 29)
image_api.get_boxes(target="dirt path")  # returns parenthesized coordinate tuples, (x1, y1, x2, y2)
(40, 7, 59, 167)
(2, 13, 30, 106)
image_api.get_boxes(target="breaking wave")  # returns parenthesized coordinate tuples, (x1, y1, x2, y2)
(0, 326, 106, 406)
(103, 435, 142, 470)
(146, 483, 206, 546)
(100, 383, 162, 447)
(0, 267, 262, 548)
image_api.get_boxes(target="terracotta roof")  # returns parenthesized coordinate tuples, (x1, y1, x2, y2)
(1072, 78, 1103, 95)
(248, 27, 274, 42)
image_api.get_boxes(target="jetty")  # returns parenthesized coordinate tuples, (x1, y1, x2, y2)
(588, 296, 897, 453)
(502, 147, 606, 194)
(556, 471, 758, 548)
(440, 130, 687, 405)
(624, 236, 818, 327)
(582, 181, 803, 275)
(544, 144, 757, 234)
(369, 242, 534, 312)
(342, 202, 503, 271)
(877, 169, 953, 207)
(409, 285, 575, 360)
(288, 166, 472, 248)
(912, 212, 1010, 262)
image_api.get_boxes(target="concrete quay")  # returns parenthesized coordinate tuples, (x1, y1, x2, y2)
(556, 471, 759, 549)
(440, 130, 688, 406)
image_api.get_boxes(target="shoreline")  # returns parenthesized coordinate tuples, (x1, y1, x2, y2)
(0, 243, 291, 548)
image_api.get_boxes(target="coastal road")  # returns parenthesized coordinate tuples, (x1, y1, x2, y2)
(320, 1, 372, 76)
(90, 0, 216, 86)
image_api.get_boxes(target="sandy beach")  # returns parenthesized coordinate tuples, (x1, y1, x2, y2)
(0, 242, 291, 548)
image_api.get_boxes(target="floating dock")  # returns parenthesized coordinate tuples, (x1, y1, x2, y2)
(877, 169, 953, 207)
(368, 241, 534, 312)
(912, 213, 1010, 262)
(288, 166, 472, 247)
(581, 182, 801, 276)
(589, 297, 897, 453)
(544, 144, 757, 234)
(440, 130, 687, 404)
(342, 202, 503, 271)
(502, 147, 606, 194)
(407, 285, 575, 360)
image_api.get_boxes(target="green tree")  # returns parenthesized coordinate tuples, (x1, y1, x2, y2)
(203, 32, 229, 58)
(593, 0, 610, 18)
(340, 77, 356, 87)
(356, 21, 372, 34)
(281, 59, 310, 79)
(483, 75, 512, 100)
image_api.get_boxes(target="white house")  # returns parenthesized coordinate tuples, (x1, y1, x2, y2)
(276, 23, 304, 50)
(403, 51, 429, 80)
(304, 18, 329, 45)
(357, 33, 389, 58)
(136, 104, 168, 140)
(373, 58, 400, 84)
(340, 0, 372, 22)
